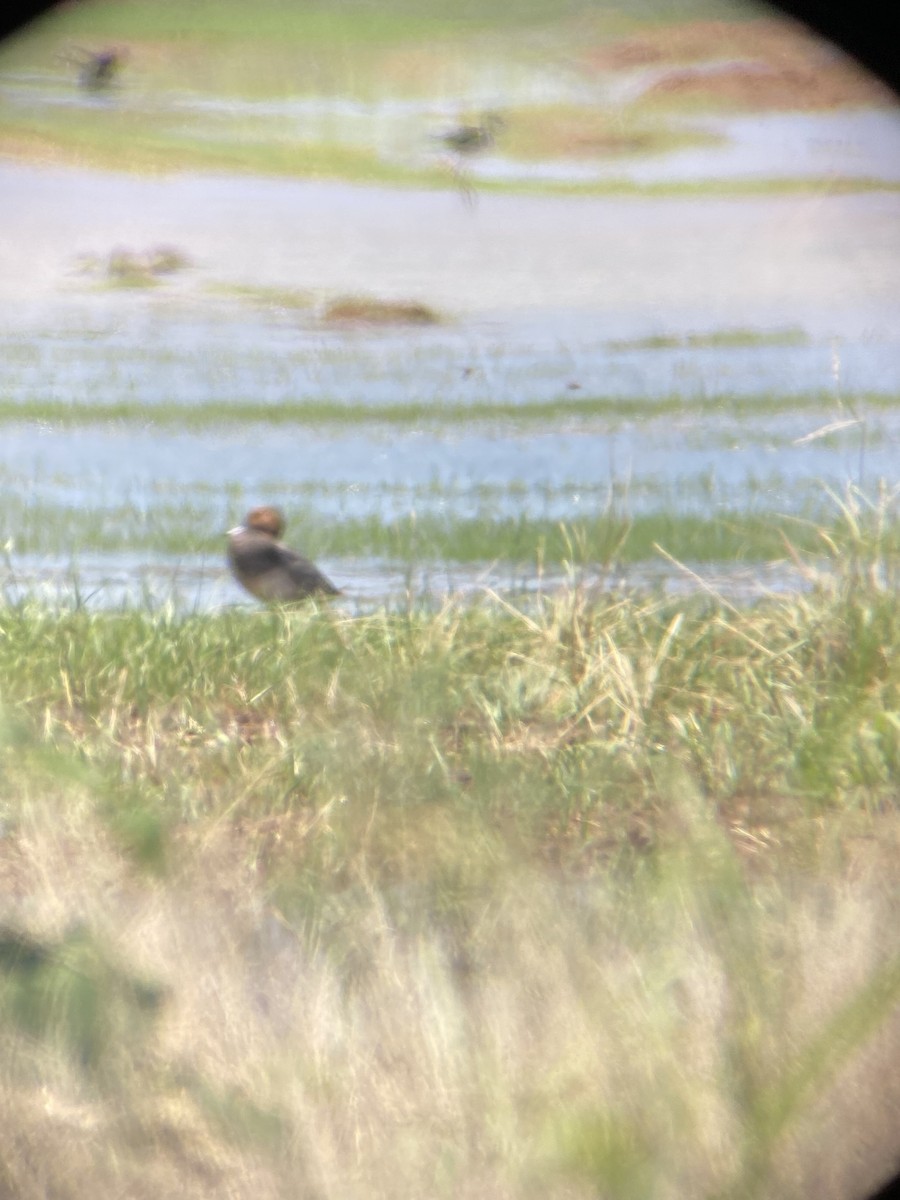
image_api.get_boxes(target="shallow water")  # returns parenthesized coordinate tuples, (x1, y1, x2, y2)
(1, 119, 899, 606)
(0, 409, 892, 525)
(0, 550, 812, 614)
(3, 164, 900, 324)
(2, 303, 899, 410)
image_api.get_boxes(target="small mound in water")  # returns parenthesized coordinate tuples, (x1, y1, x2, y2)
(74, 245, 191, 288)
(321, 296, 440, 326)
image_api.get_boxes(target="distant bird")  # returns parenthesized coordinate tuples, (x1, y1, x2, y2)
(436, 111, 505, 155)
(226, 506, 341, 603)
(76, 47, 125, 91)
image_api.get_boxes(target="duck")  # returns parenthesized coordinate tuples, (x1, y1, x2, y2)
(436, 111, 505, 154)
(76, 48, 126, 91)
(226, 506, 341, 603)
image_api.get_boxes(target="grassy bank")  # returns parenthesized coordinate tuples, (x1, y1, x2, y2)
(1, 536, 899, 1198)
(0, 388, 895, 430)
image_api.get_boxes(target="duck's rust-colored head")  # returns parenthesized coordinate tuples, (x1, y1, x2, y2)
(243, 505, 285, 540)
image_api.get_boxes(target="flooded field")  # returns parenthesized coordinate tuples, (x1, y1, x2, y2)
(1, 4, 899, 609)
(2, 160, 899, 608)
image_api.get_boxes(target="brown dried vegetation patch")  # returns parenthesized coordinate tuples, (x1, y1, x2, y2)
(321, 296, 441, 326)
(584, 18, 894, 110)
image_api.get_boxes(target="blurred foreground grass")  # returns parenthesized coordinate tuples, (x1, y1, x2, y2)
(1, 519, 899, 1198)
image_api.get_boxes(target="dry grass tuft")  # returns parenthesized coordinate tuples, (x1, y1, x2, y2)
(1, 785, 898, 1199)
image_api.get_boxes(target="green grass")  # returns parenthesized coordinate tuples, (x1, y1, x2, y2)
(471, 175, 900, 198)
(204, 282, 316, 310)
(0, 110, 425, 185)
(2, 489, 896, 565)
(1, 512, 899, 851)
(1, 103, 894, 195)
(18, 0, 737, 54)
(3, 0, 896, 194)
(607, 326, 810, 351)
(9, 0, 643, 108)
(0, 388, 894, 430)
(1, 525, 899, 1197)
(0, 570, 896, 828)
(25, 0, 594, 47)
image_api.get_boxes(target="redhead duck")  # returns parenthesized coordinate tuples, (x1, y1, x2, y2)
(227, 506, 340, 603)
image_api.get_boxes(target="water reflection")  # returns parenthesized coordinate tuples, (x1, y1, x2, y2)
(0, 552, 811, 614)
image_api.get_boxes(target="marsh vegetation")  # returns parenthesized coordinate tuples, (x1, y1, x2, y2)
(2, 528, 900, 1198)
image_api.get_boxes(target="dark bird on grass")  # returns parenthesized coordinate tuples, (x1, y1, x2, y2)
(76, 47, 126, 91)
(436, 111, 505, 155)
(226, 506, 341, 604)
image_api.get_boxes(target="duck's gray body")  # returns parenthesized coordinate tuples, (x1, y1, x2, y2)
(227, 507, 340, 603)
